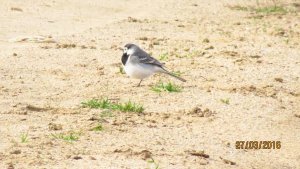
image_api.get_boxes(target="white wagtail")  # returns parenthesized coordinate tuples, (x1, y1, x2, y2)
(121, 43, 186, 86)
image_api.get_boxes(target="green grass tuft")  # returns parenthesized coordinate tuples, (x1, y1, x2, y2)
(119, 66, 125, 74)
(158, 53, 169, 61)
(182, 50, 204, 58)
(172, 70, 184, 77)
(20, 133, 28, 143)
(147, 157, 160, 169)
(255, 6, 287, 14)
(82, 99, 144, 113)
(228, 5, 249, 11)
(228, 4, 287, 14)
(220, 98, 230, 105)
(81, 98, 111, 109)
(91, 124, 104, 131)
(52, 132, 80, 142)
(111, 101, 144, 113)
(151, 82, 182, 93)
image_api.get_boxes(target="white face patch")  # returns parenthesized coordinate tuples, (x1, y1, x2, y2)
(126, 48, 134, 55)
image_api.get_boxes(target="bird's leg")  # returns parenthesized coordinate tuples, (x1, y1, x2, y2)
(137, 79, 143, 87)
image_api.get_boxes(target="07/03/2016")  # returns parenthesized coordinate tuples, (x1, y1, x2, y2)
(235, 141, 281, 149)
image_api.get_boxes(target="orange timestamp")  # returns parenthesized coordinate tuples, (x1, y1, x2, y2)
(236, 141, 281, 149)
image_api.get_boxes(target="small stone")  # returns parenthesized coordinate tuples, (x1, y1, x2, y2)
(184, 47, 190, 51)
(189, 107, 213, 117)
(73, 156, 82, 160)
(250, 55, 262, 59)
(294, 114, 300, 118)
(89, 115, 100, 121)
(140, 150, 152, 160)
(220, 156, 236, 165)
(152, 40, 159, 45)
(239, 37, 245, 41)
(7, 163, 14, 169)
(205, 46, 214, 50)
(90, 156, 96, 160)
(224, 141, 230, 147)
(13, 53, 17, 56)
(48, 123, 62, 130)
(274, 78, 283, 83)
(137, 37, 148, 41)
(199, 158, 209, 165)
(148, 43, 153, 48)
(128, 17, 138, 22)
(203, 38, 210, 43)
(11, 7, 23, 12)
(191, 107, 204, 117)
(187, 150, 209, 158)
(276, 30, 285, 36)
(10, 150, 21, 154)
(26, 105, 49, 112)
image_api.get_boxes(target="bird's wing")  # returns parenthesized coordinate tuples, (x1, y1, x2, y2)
(135, 50, 164, 67)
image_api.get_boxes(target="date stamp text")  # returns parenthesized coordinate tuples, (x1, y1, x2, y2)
(235, 141, 281, 149)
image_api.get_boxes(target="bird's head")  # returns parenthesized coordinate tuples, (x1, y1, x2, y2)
(121, 43, 139, 65)
(122, 43, 138, 56)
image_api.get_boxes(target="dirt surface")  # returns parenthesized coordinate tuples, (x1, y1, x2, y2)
(0, 0, 300, 168)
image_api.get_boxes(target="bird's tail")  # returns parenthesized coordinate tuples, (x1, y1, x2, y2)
(160, 68, 186, 82)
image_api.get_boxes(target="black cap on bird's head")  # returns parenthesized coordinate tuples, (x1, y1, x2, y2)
(124, 43, 136, 49)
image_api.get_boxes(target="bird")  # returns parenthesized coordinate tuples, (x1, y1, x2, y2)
(121, 43, 186, 86)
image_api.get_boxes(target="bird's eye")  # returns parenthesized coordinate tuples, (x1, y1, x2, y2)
(124, 47, 128, 53)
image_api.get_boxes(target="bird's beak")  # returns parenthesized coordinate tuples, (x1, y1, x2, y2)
(118, 47, 123, 51)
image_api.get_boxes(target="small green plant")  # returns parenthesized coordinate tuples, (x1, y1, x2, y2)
(82, 99, 144, 113)
(147, 157, 160, 169)
(20, 133, 28, 143)
(151, 81, 182, 93)
(284, 38, 289, 44)
(111, 101, 144, 113)
(91, 123, 103, 131)
(119, 67, 125, 74)
(81, 98, 111, 109)
(255, 6, 287, 14)
(158, 53, 169, 61)
(172, 70, 184, 77)
(220, 98, 230, 105)
(228, 4, 287, 14)
(228, 5, 249, 11)
(52, 132, 80, 142)
(90, 110, 114, 132)
(183, 50, 204, 58)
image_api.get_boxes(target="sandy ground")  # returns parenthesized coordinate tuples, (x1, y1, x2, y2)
(0, 0, 300, 168)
